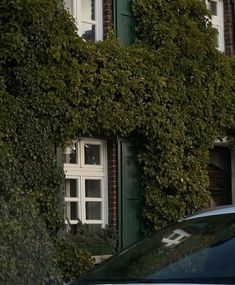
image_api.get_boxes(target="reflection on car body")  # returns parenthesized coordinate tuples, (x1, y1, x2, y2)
(161, 229, 191, 247)
(71, 205, 235, 285)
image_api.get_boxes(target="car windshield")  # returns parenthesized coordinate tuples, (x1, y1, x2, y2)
(77, 213, 235, 284)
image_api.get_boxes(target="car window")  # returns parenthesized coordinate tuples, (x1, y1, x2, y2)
(77, 214, 235, 284)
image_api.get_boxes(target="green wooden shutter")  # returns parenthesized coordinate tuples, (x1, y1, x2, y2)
(118, 140, 143, 250)
(113, 0, 136, 46)
(55, 144, 64, 240)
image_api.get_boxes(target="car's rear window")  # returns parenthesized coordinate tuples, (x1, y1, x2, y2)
(78, 214, 235, 284)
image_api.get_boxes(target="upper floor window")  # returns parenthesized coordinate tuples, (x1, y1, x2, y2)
(64, 0, 103, 41)
(206, 0, 225, 52)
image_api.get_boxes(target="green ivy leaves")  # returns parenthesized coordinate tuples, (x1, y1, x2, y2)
(0, 0, 234, 281)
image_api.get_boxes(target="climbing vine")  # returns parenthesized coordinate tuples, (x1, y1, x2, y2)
(0, 0, 234, 282)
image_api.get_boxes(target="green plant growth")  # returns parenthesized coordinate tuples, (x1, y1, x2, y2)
(0, 0, 234, 282)
(54, 238, 94, 283)
(67, 220, 117, 255)
(130, 0, 235, 229)
(0, 0, 94, 282)
(0, 190, 62, 285)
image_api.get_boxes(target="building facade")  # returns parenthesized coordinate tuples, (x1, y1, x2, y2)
(205, 0, 235, 208)
(62, 0, 235, 249)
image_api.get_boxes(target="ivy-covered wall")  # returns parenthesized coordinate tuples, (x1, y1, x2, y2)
(131, 0, 235, 228)
(0, 0, 234, 282)
(0, 0, 94, 283)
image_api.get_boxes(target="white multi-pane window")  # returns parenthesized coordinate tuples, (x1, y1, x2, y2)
(205, 0, 225, 52)
(64, 0, 103, 41)
(63, 138, 108, 232)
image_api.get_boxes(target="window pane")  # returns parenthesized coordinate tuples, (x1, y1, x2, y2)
(208, 0, 217, 16)
(81, 23, 95, 41)
(84, 144, 100, 165)
(64, 0, 73, 14)
(63, 143, 77, 164)
(81, 0, 95, 21)
(85, 180, 101, 198)
(65, 201, 79, 220)
(65, 179, 78, 197)
(86, 202, 101, 220)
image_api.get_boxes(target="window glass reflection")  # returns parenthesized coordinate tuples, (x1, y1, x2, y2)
(208, 1, 217, 16)
(84, 144, 100, 165)
(65, 179, 78, 198)
(65, 201, 79, 220)
(83, 215, 235, 280)
(86, 202, 101, 220)
(85, 180, 101, 197)
(63, 143, 77, 164)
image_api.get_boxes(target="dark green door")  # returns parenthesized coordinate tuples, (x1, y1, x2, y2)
(208, 146, 232, 207)
(113, 0, 135, 46)
(118, 140, 143, 250)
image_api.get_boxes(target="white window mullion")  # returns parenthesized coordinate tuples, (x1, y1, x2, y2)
(65, 197, 79, 202)
(85, 220, 103, 225)
(85, 197, 103, 202)
(215, 0, 224, 52)
(77, 0, 81, 32)
(78, 140, 82, 167)
(80, 177, 86, 224)
(95, 0, 103, 41)
(102, 176, 108, 227)
(77, 177, 82, 222)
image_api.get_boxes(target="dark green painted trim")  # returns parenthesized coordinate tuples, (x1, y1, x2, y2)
(117, 139, 144, 250)
(112, 0, 136, 46)
(112, 0, 118, 36)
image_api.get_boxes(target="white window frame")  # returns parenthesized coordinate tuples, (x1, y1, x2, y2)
(64, 138, 108, 229)
(205, 0, 225, 52)
(64, 177, 81, 225)
(80, 139, 105, 169)
(64, 0, 103, 41)
(81, 177, 105, 225)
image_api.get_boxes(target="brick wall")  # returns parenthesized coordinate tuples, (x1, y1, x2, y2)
(103, 0, 113, 38)
(103, 0, 117, 230)
(224, 0, 234, 56)
(107, 141, 118, 229)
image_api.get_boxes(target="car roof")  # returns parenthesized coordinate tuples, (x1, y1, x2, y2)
(181, 205, 235, 220)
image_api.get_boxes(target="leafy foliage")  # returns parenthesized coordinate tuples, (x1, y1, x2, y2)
(67, 220, 117, 255)
(0, 0, 234, 282)
(0, 0, 92, 282)
(54, 238, 94, 283)
(0, 189, 61, 285)
(131, 0, 234, 228)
